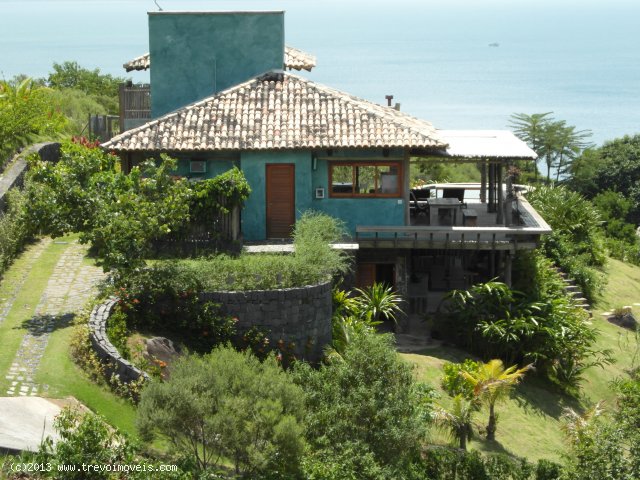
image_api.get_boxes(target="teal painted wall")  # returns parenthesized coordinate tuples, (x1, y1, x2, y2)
(241, 151, 314, 241)
(311, 157, 406, 236)
(149, 12, 285, 117)
(173, 153, 238, 180)
(240, 149, 407, 241)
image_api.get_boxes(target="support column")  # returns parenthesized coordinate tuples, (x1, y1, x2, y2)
(496, 163, 504, 224)
(487, 163, 496, 213)
(480, 160, 487, 203)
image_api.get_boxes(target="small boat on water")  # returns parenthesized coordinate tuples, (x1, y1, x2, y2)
(489, 42, 500, 47)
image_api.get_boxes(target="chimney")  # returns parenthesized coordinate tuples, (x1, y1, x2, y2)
(385, 95, 394, 107)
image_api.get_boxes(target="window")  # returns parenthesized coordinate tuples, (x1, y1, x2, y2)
(329, 162, 402, 197)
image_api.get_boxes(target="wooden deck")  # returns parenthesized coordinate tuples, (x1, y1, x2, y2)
(356, 196, 550, 251)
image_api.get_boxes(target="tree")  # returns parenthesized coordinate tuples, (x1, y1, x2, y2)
(0, 78, 66, 164)
(568, 134, 640, 223)
(509, 112, 592, 182)
(24, 142, 193, 273)
(137, 347, 306, 476)
(34, 407, 137, 480)
(46, 61, 126, 114)
(294, 331, 428, 471)
(433, 394, 477, 450)
(461, 359, 531, 441)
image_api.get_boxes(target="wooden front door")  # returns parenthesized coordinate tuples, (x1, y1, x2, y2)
(266, 164, 295, 239)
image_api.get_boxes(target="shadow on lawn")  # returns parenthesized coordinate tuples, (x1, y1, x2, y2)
(513, 376, 581, 420)
(17, 313, 75, 336)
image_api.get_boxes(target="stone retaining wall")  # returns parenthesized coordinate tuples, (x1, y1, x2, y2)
(0, 143, 60, 211)
(88, 298, 150, 382)
(202, 281, 333, 362)
(88, 281, 332, 382)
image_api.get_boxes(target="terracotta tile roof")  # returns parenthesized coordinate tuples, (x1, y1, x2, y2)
(123, 46, 316, 72)
(283, 46, 316, 71)
(103, 71, 445, 152)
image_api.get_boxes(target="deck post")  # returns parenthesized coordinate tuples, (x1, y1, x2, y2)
(496, 163, 504, 224)
(487, 163, 496, 213)
(480, 160, 487, 203)
(503, 251, 512, 286)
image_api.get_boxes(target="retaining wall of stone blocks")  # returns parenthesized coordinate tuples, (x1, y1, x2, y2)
(89, 281, 332, 382)
(88, 297, 150, 383)
(0, 143, 60, 211)
(202, 281, 333, 362)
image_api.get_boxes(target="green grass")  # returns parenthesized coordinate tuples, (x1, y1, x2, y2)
(0, 239, 65, 393)
(0, 236, 137, 438)
(36, 320, 138, 437)
(401, 256, 640, 463)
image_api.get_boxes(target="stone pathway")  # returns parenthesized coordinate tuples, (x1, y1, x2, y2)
(5, 242, 105, 396)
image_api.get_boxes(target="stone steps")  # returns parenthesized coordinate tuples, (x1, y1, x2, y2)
(552, 265, 592, 317)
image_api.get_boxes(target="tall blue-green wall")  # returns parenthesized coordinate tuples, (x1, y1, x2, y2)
(149, 12, 285, 118)
(240, 149, 407, 241)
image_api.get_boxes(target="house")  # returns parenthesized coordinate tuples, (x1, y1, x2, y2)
(103, 11, 550, 315)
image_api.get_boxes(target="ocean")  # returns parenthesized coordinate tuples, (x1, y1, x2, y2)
(1, 0, 639, 145)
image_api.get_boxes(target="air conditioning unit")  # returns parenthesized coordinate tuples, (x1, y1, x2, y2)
(190, 160, 207, 173)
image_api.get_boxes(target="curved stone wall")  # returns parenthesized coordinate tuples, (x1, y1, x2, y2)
(89, 298, 150, 383)
(201, 281, 333, 362)
(89, 281, 332, 381)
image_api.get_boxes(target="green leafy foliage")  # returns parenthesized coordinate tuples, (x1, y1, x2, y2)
(45, 61, 126, 114)
(24, 142, 251, 273)
(510, 112, 592, 182)
(441, 359, 480, 399)
(112, 264, 236, 354)
(137, 347, 306, 476)
(294, 332, 430, 473)
(568, 134, 640, 223)
(419, 448, 559, 480)
(34, 407, 138, 480)
(326, 283, 404, 362)
(0, 78, 67, 166)
(441, 281, 611, 391)
(0, 188, 33, 276)
(561, 371, 640, 479)
(526, 185, 606, 301)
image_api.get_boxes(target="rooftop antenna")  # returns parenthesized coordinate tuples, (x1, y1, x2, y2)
(154, 0, 163, 11)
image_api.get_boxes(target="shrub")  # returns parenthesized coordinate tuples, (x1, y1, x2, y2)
(34, 407, 137, 480)
(441, 359, 480, 399)
(294, 331, 429, 471)
(441, 281, 612, 390)
(526, 185, 606, 302)
(137, 347, 306, 476)
(0, 188, 32, 276)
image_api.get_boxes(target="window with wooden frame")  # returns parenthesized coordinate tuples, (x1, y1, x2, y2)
(329, 162, 402, 197)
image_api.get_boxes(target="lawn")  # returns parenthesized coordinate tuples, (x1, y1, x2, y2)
(400, 256, 640, 463)
(0, 236, 137, 438)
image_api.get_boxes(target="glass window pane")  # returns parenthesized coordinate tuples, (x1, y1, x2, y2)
(331, 165, 353, 194)
(377, 165, 399, 194)
(355, 165, 376, 194)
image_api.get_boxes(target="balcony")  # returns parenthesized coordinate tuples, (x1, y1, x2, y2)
(355, 183, 550, 251)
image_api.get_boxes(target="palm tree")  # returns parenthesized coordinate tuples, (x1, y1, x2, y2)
(461, 359, 532, 441)
(433, 394, 478, 450)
